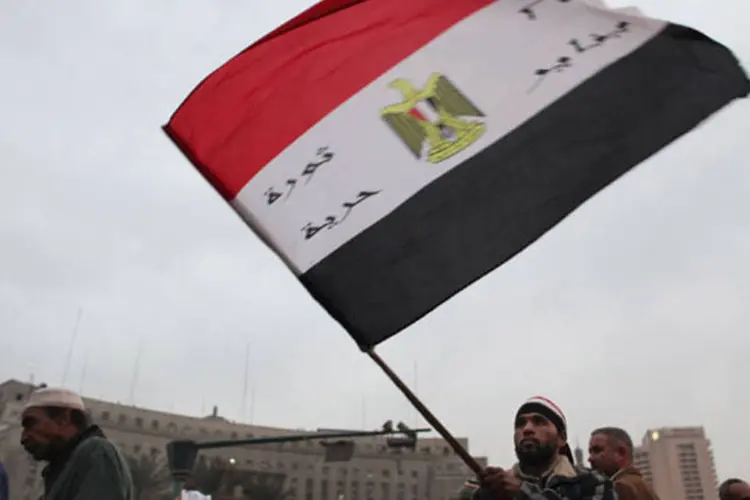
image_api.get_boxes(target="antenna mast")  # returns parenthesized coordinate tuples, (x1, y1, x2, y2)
(61, 308, 83, 386)
(249, 378, 256, 424)
(79, 354, 88, 394)
(128, 339, 143, 405)
(361, 395, 367, 429)
(241, 343, 250, 421)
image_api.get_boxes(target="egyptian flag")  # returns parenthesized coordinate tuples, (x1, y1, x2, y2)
(164, 0, 748, 349)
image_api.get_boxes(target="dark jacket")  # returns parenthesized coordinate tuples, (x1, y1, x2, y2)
(611, 467, 659, 500)
(469, 456, 618, 500)
(0, 462, 9, 500)
(41, 426, 134, 500)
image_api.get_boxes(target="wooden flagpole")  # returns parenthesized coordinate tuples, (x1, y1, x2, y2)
(366, 349, 483, 475)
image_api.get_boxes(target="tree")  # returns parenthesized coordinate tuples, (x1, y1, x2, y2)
(126, 454, 172, 500)
(188, 456, 232, 497)
(241, 480, 292, 500)
(238, 470, 292, 500)
(184, 457, 293, 500)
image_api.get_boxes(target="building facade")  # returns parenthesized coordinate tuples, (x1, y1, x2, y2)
(634, 427, 719, 500)
(0, 379, 485, 500)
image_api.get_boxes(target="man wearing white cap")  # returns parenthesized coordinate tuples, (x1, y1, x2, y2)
(465, 396, 616, 500)
(20, 387, 134, 500)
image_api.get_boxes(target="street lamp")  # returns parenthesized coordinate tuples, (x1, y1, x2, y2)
(166, 421, 430, 495)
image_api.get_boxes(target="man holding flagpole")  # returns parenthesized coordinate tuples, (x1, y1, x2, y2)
(465, 397, 615, 500)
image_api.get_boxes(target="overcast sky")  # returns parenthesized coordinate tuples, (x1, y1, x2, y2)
(1, 0, 748, 482)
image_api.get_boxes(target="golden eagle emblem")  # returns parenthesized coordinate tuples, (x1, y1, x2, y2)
(381, 73, 485, 163)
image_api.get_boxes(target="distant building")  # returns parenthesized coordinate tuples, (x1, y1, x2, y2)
(634, 427, 719, 500)
(0, 379, 485, 500)
(573, 444, 585, 468)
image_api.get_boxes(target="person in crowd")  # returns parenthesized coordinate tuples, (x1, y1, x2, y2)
(458, 477, 480, 500)
(20, 386, 134, 500)
(470, 396, 616, 500)
(588, 427, 659, 500)
(0, 460, 9, 500)
(720, 479, 750, 500)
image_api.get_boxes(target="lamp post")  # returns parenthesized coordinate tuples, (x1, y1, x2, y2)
(166, 439, 199, 498)
(166, 421, 430, 497)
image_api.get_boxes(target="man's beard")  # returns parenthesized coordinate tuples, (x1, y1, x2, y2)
(515, 439, 558, 467)
(23, 436, 68, 462)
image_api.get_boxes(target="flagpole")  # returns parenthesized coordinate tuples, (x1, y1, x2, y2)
(365, 349, 483, 475)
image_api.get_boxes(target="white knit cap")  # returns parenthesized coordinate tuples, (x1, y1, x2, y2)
(23, 387, 85, 412)
(518, 395, 567, 430)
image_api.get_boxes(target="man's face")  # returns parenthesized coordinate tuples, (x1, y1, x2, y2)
(588, 434, 621, 477)
(514, 412, 561, 466)
(20, 407, 70, 461)
(725, 482, 750, 500)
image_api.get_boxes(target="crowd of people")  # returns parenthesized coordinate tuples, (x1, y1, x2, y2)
(458, 396, 749, 500)
(1, 388, 747, 500)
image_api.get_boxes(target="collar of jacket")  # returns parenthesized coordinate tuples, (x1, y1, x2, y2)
(42, 425, 106, 481)
(512, 455, 577, 484)
(611, 466, 642, 481)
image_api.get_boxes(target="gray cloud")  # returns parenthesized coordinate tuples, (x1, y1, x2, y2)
(1, 0, 748, 482)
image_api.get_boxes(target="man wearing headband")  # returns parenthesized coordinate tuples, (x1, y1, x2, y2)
(20, 387, 134, 500)
(464, 396, 615, 500)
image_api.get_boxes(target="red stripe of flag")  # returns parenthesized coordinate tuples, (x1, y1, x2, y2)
(532, 395, 566, 421)
(408, 107, 427, 121)
(164, 0, 494, 200)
